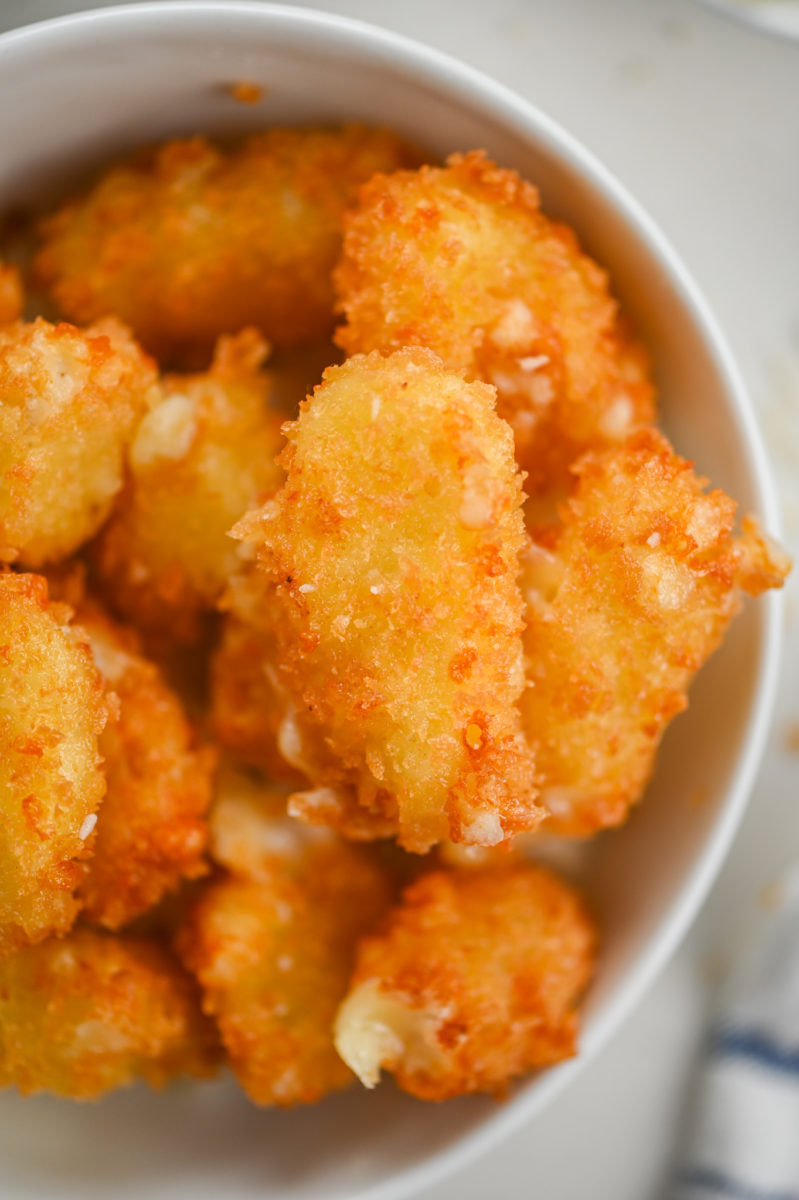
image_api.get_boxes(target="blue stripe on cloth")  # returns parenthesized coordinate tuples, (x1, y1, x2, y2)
(708, 1027, 799, 1079)
(676, 1166, 799, 1200)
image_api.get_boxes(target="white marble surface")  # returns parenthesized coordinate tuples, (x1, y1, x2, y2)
(1, 1, 797, 1197)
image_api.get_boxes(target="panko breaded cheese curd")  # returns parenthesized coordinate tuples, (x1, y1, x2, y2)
(334, 863, 596, 1100)
(91, 328, 284, 645)
(521, 428, 790, 836)
(211, 604, 401, 838)
(210, 613, 293, 779)
(0, 573, 109, 957)
(0, 928, 219, 1098)
(212, 565, 353, 790)
(234, 348, 541, 853)
(62, 590, 215, 929)
(0, 316, 157, 567)
(207, 761, 412, 886)
(211, 567, 302, 781)
(334, 151, 654, 496)
(36, 125, 417, 367)
(177, 765, 394, 1106)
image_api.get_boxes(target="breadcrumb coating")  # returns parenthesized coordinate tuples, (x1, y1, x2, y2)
(178, 767, 393, 1106)
(212, 568, 371, 805)
(334, 151, 654, 494)
(334, 863, 596, 1100)
(210, 567, 304, 781)
(66, 592, 215, 929)
(0, 573, 109, 957)
(210, 614, 288, 775)
(0, 317, 157, 566)
(521, 428, 791, 835)
(91, 328, 284, 645)
(0, 928, 219, 1098)
(36, 126, 416, 366)
(234, 348, 541, 852)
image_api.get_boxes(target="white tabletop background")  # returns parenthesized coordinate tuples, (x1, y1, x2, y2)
(2, 1, 797, 1196)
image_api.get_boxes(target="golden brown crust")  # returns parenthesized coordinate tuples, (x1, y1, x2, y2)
(36, 126, 417, 367)
(210, 608, 302, 782)
(234, 348, 541, 852)
(0, 928, 220, 1097)
(521, 428, 790, 835)
(736, 515, 793, 596)
(0, 317, 156, 567)
(334, 150, 655, 494)
(65, 594, 215, 929)
(0, 572, 110, 957)
(335, 863, 596, 1099)
(178, 772, 393, 1106)
(211, 566, 364, 794)
(90, 328, 284, 646)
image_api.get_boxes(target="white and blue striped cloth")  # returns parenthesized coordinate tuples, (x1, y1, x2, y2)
(671, 870, 799, 1200)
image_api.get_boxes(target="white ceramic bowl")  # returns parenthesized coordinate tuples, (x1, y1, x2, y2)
(0, 4, 783, 1199)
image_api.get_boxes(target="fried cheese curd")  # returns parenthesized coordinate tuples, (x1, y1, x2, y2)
(177, 764, 393, 1106)
(334, 863, 595, 1100)
(91, 329, 285, 645)
(0, 316, 157, 566)
(211, 568, 304, 781)
(334, 151, 654, 495)
(521, 428, 790, 836)
(212, 572, 397, 833)
(36, 125, 417, 367)
(0, 928, 219, 1098)
(0, 573, 109, 958)
(57, 584, 215, 929)
(233, 348, 541, 853)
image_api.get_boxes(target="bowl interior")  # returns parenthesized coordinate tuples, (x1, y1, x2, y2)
(0, 5, 781, 1200)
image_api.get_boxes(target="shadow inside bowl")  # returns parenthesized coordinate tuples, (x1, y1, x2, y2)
(0, 1076, 496, 1199)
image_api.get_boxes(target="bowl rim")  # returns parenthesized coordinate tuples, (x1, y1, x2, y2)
(0, 4, 785, 1198)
